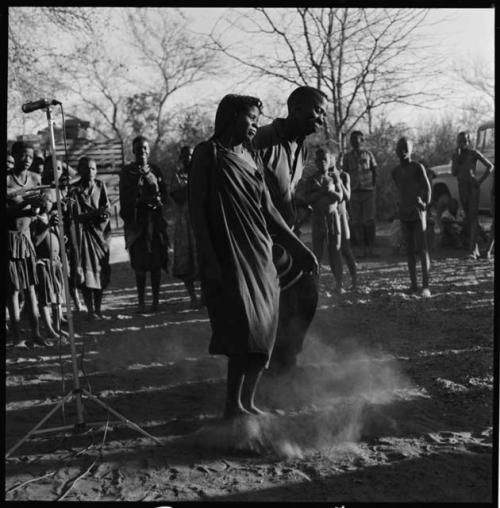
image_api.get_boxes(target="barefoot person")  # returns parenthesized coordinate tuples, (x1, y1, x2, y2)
(119, 136, 169, 313)
(451, 131, 494, 260)
(189, 94, 318, 419)
(6, 141, 46, 348)
(71, 157, 111, 320)
(342, 130, 378, 258)
(331, 156, 358, 292)
(170, 145, 200, 308)
(30, 159, 68, 340)
(392, 137, 432, 297)
(296, 147, 343, 289)
(253, 86, 326, 372)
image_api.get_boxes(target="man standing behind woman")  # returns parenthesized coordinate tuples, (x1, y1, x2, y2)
(342, 130, 378, 258)
(189, 94, 317, 419)
(170, 145, 200, 308)
(253, 86, 326, 372)
(119, 136, 169, 313)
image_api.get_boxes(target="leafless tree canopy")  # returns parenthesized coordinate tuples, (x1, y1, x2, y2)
(211, 8, 446, 147)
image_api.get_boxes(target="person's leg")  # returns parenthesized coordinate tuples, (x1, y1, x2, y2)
(7, 290, 25, 347)
(40, 305, 59, 339)
(485, 193, 495, 259)
(135, 270, 147, 312)
(82, 288, 95, 320)
(224, 356, 250, 419)
(417, 216, 431, 294)
(94, 289, 107, 318)
(403, 222, 418, 292)
(241, 354, 268, 415)
(341, 239, 357, 290)
(349, 193, 364, 257)
(363, 190, 377, 257)
(329, 226, 343, 292)
(151, 268, 161, 311)
(467, 184, 480, 258)
(26, 286, 46, 345)
(311, 217, 325, 273)
(184, 280, 199, 308)
(69, 284, 83, 312)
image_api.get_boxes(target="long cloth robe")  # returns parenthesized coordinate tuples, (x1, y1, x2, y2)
(189, 142, 280, 361)
(71, 179, 111, 290)
(119, 163, 169, 272)
(170, 168, 198, 282)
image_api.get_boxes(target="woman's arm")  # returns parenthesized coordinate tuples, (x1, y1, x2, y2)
(188, 143, 222, 283)
(262, 184, 318, 274)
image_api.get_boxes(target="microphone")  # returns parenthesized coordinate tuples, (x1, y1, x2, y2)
(22, 99, 61, 113)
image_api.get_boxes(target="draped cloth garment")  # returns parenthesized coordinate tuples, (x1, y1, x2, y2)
(191, 142, 280, 362)
(71, 179, 111, 290)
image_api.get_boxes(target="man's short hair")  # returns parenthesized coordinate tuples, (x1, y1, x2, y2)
(132, 135, 149, 149)
(11, 140, 34, 158)
(350, 130, 364, 142)
(287, 86, 327, 110)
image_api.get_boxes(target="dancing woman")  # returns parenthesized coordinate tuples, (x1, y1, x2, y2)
(189, 94, 318, 419)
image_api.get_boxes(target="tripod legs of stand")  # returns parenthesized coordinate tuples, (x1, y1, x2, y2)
(80, 389, 162, 445)
(5, 389, 162, 459)
(6, 391, 75, 458)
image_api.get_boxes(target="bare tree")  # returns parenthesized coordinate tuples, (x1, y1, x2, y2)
(211, 8, 446, 149)
(8, 6, 96, 136)
(453, 55, 494, 126)
(123, 8, 217, 155)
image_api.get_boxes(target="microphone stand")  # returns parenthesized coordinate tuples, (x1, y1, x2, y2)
(6, 104, 161, 459)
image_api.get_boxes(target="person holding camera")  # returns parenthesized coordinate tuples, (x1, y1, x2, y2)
(70, 157, 112, 321)
(119, 136, 169, 313)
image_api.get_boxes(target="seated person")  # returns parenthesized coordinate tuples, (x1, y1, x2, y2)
(440, 198, 466, 248)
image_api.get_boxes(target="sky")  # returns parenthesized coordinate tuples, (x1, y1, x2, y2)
(10, 7, 495, 138)
(183, 7, 495, 127)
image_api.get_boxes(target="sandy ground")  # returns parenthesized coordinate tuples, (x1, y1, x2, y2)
(4, 222, 496, 503)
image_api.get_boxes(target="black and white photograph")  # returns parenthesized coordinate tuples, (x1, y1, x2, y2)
(4, 5, 496, 504)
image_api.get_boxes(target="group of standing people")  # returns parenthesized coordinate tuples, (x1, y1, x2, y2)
(6, 141, 112, 348)
(7, 84, 493, 421)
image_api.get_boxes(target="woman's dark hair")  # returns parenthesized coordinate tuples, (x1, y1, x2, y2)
(213, 94, 263, 140)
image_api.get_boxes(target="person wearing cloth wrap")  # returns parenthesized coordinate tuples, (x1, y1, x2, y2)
(120, 136, 169, 313)
(71, 157, 112, 320)
(253, 86, 327, 372)
(189, 94, 318, 419)
(170, 145, 200, 308)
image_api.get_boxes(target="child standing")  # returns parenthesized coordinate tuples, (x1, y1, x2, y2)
(296, 147, 343, 286)
(331, 161, 357, 292)
(392, 137, 432, 297)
